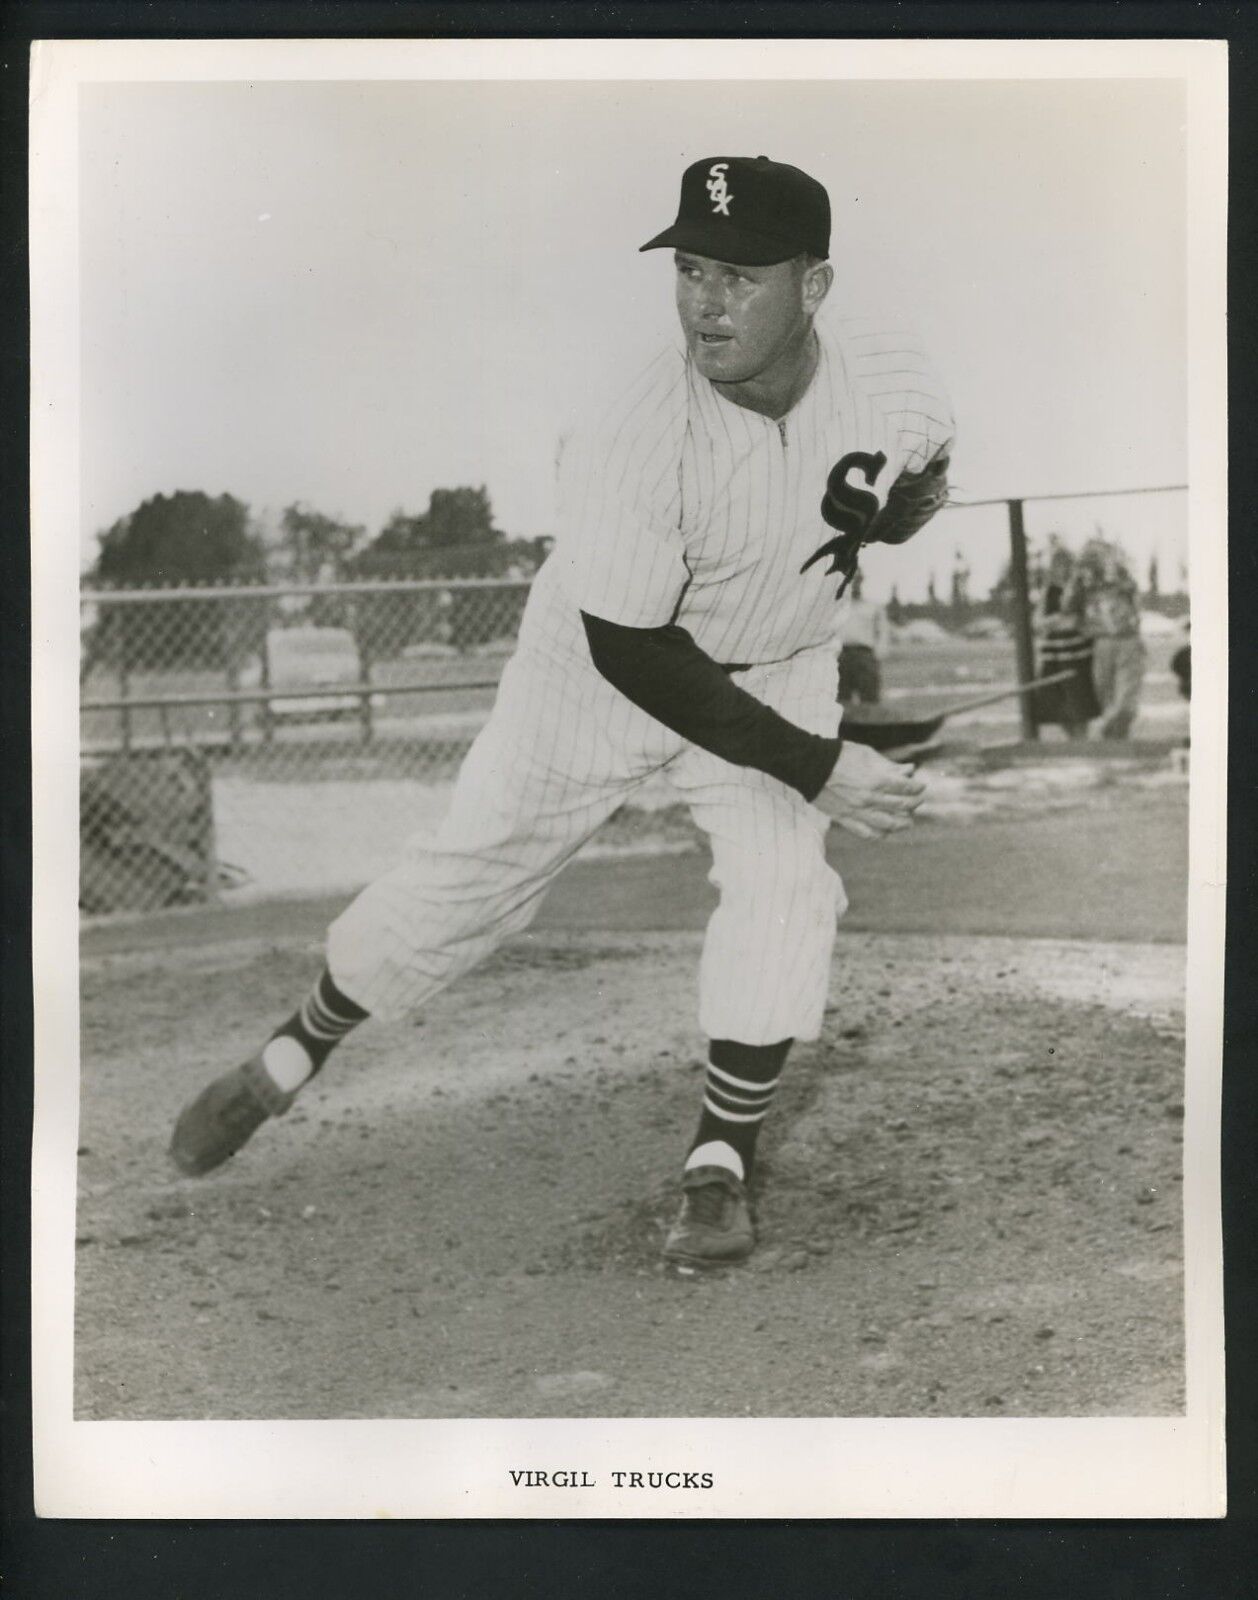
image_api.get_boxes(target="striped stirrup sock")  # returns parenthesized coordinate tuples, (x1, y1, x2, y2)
(269, 968, 368, 1077)
(686, 1037, 793, 1180)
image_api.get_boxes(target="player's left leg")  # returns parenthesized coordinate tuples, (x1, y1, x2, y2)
(660, 652, 845, 1264)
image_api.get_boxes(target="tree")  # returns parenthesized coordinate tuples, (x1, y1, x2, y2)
(86, 491, 268, 671)
(347, 487, 516, 653)
(425, 486, 499, 548)
(278, 502, 363, 583)
(92, 490, 267, 586)
(357, 485, 502, 565)
(366, 508, 428, 560)
(345, 487, 548, 656)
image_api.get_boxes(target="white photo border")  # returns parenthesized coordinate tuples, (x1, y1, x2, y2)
(30, 35, 1228, 1520)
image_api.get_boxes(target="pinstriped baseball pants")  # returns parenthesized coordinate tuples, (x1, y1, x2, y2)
(326, 641, 847, 1044)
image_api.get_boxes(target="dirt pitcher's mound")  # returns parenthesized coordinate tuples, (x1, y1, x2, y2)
(75, 930, 1183, 1420)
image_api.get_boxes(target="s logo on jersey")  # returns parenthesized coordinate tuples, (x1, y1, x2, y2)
(705, 163, 733, 216)
(800, 449, 888, 598)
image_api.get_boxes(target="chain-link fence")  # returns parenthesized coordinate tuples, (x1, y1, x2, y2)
(80, 578, 529, 913)
(80, 500, 1190, 919)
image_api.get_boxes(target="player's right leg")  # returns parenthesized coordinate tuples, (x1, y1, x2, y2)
(170, 644, 674, 1175)
(168, 971, 368, 1176)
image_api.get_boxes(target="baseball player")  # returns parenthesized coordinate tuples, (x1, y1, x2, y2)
(171, 156, 953, 1267)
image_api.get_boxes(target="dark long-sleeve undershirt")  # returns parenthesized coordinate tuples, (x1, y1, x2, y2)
(580, 612, 842, 802)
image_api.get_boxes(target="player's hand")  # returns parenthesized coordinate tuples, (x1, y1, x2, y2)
(814, 741, 926, 839)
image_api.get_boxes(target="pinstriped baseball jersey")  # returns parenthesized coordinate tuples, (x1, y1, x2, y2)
(326, 305, 948, 1041)
(537, 312, 953, 667)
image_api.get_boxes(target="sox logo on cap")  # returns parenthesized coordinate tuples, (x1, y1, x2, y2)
(705, 162, 733, 215)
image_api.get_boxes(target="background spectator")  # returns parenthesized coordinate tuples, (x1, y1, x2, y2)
(838, 573, 891, 706)
(1076, 536, 1146, 740)
(1171, 620, 1191, 701)
(1031, 548, 1100, 738)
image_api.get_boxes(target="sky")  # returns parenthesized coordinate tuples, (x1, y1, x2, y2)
(79, 76, 1188, 600)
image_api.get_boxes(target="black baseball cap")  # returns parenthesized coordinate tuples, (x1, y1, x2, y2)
(640, 155, 830, 266)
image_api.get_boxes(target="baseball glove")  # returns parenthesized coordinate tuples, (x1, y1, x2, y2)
(866, 450, 952, 547)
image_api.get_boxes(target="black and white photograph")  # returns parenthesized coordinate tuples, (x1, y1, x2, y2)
(30, 38, 1227, 1518)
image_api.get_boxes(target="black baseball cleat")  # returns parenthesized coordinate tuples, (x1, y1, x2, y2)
(169, 1055, 296, 1176)
(662, 1165, 755, 1266)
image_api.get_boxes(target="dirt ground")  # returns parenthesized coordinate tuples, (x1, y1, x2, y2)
(74, 771, 1187, 1421)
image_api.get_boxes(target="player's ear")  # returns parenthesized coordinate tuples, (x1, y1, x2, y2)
(801, 258, 834, 315)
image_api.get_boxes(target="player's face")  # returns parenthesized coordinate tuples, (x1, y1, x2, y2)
(673, 251, 822, 386)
